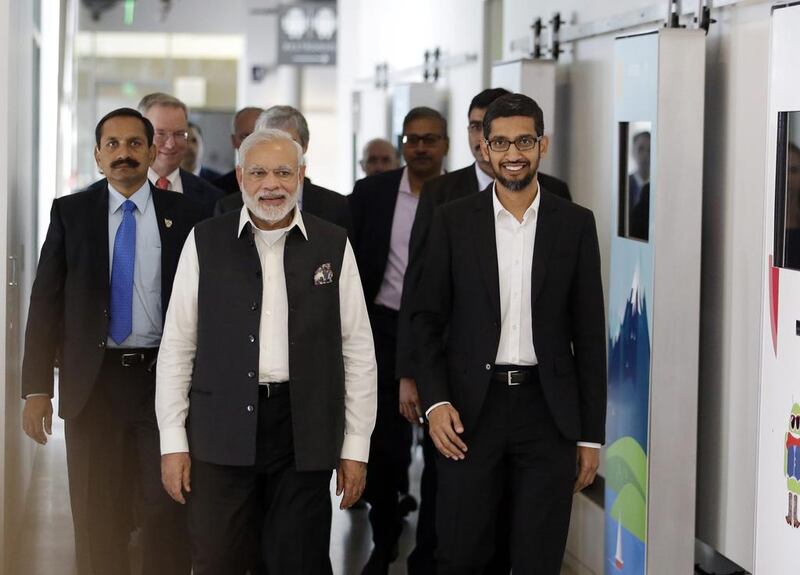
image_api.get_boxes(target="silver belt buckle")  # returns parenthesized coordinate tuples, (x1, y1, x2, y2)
(507, 370, 521, 386)
(121, 352, 142, 367)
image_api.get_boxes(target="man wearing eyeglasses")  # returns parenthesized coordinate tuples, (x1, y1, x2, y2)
(348, 107, 449, 574)
(139, 93, 224, 215)
(396, 87, 572, 574)
(412, 93, 606, 574)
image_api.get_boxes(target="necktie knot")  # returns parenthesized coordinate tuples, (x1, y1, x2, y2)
(156, 177, 170, 190)
(122, 199, 137, 213)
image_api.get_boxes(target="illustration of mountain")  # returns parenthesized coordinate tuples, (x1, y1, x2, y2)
(607, 266, 651, 448)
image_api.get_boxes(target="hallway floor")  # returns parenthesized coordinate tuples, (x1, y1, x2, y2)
(8, 418, 577, 575)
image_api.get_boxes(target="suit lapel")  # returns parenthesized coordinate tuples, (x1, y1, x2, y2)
(472, 191, 501, 324)
(531, 189, 560, 303)
(151, 185, 177, 312)
(89, 182, 111, 296)
(466, 164, 481, 195)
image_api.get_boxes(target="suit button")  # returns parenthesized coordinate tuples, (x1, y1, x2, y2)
(246, 404, 254, 413)
(250, 301, 259, 311)
(98, 340, 106, 349)
(103, 309, 109, 318)
(247, 370, 256, 379)
(485, 363, 491, 370)
(248, 334, 256, 343)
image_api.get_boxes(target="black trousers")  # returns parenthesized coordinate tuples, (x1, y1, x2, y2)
(363, 306, 412, 551)
(64, 352, 190, 575)
(435, 376, 576, 575)
(188, 386, 333, 575)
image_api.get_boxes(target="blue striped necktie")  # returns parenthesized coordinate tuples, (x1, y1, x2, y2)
(109, 200, 137, 344)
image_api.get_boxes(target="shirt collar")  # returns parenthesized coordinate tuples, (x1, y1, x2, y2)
(108, 179, 151, 214)
(474, 162, 494, 191)
(237, 202, 308, 241)
(148, 167, 181, 185)
(491, 178, 541, 221)
(399, 165, 446, 196)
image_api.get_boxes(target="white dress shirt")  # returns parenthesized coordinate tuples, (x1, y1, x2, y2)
(156, 206, 378, 462)
(474, 162, 494, 191)
(427, 182, 600, 449)
(148, 167, 184, 194)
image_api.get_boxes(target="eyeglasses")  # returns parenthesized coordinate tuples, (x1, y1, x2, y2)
(153, 130, 189, 144)
(402, 134, 445, 147)
(485, 135, 541, 153)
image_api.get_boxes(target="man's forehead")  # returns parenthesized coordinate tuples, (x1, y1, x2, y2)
(487, 115, 537, 136)
(100, 117, 147, 140)
(147, 104, 187, 123)
(243, 141, 298, 166)
(405, 117, 445, 134)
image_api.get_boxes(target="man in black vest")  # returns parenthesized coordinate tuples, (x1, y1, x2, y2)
(413, 94, 606, 574)
(156, 128, 377, 574)
(21, 108, 203, 575)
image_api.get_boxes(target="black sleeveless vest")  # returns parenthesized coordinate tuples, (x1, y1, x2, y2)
(188, 210, 348, 470)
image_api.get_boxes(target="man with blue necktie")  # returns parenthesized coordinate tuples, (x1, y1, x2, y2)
(20, 107, 204, 575)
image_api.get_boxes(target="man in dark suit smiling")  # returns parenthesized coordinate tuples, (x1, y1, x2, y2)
(413, 94, 606, 574)
(20, 108, 203, 575)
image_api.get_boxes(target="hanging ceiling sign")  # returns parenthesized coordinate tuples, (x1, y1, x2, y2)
(277, 3, 337, 66)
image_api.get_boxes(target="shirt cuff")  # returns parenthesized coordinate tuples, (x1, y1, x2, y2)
(577, 441, 602, 449)
(25, 393, 50, 398)
(160, 427, 190, 455)
(425, 401, 451, 419)
(340, 434, 371, 463)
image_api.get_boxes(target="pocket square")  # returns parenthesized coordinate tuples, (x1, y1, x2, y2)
(314, 263, 334, 285)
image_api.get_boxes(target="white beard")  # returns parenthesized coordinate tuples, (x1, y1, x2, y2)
(241, 188, 299, 224)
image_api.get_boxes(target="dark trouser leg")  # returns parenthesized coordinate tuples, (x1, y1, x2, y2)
(407, 427, 437, 575)
(507, 383, 576, 575)
(435, 386, 506, 575)
(64, 378, 131, 575)
(188, 460, 258, 575)
(363, 390, 406, 549)
(130, 377, 191, 575)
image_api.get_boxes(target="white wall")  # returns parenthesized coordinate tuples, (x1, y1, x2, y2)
(338, 0, 773, 571)
(336, 0, 487, 194)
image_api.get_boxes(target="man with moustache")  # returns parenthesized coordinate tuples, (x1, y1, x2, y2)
(138, 92, 223, 214)
(20, 107, 203, 575)
(214, 105, 352, 237)
(412, 94, 606, 574)
(214, 106, 264, 195)
(360, 138, 401, 177)
(348, 107, 449, 574)
(156, 128, 377, 574)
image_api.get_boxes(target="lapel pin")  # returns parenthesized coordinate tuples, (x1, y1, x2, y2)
(164, 218, 173, 228)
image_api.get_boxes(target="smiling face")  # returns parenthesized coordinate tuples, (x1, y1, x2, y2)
(94, 115, 156, 195)
(480, 115, 548, 194)
(145, 104, 189, 177)
(236, 139, 306, 230)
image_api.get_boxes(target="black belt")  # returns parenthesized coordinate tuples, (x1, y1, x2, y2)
(491, 366, 539, 386)
(259, 381, 289, 399)
(104, 347, 158, 369)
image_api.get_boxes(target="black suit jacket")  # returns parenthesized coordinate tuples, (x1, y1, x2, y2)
(395, 164, 571, 377)
(198, 166, 222, 182)
(179, 168, 224, 215)
(412, 189, 606, 444)
(20, 179, 204, 419)
(214, 177, 354, 239)
(348, 167, 406, 306)
(213, 169, 239, 196)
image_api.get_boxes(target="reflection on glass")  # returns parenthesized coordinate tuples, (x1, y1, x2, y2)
(618, 121, 652, 242)
(785, 113, 800, 270)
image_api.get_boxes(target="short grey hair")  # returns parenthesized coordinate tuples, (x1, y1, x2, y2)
(138, 92, 189, 118)
(238, 128, 306, 168)
(256, 105, 310, 149)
